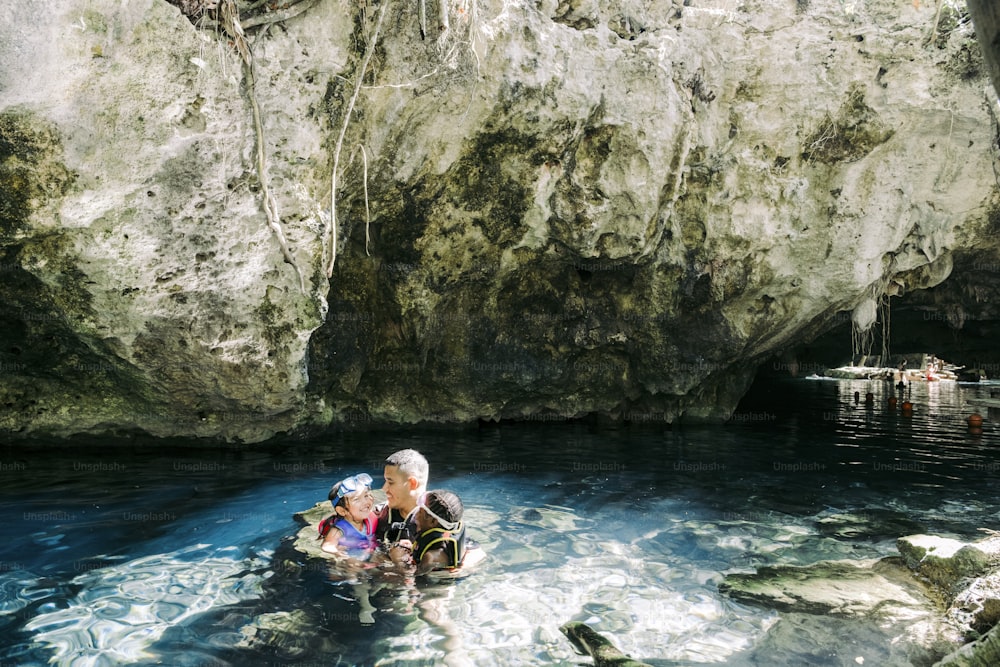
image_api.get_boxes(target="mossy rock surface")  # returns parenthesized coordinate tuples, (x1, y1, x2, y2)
(0, 108, 73, 237)
(719, 557, 938, 618)
(290, 501, 335, 560)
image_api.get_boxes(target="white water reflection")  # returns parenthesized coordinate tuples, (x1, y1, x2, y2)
(364, 502, 783, 665)
(23, 544, 268, 666)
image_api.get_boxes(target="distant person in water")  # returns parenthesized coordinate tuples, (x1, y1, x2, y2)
(318, 472, 378, 558)
(377, 449, 429, 564)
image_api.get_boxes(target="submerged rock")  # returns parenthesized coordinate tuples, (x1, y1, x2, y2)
(559, 621, 653, 667)
(745, 613, 945, 667)
(815, 510, 925, 541)
(290, 501, 335, 560)
(721, 533, 1000, 666)
(934, 622, 1000, 667)
(237, 609, 350, 659)
(898, 534, 1000, 595)
(719, 557, 940, 620)
(719, 557, 963, 663)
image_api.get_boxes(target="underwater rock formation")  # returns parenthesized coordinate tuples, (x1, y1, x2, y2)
(898, 534, 1000, 595)
(1, 0, 998, 440)
(560, 621, 654, 667)
(718, 557, 941, 618)
(719, 557, 957, 664)
(720, 533, 1000, 665)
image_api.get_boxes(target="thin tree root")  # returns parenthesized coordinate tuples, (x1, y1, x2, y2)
(241, 0, 318, 31)
(438, 0, 449, 38)
(221, 0, 306, 291)
(360, 144, 371, 256)
(326, 0, 390, 277)
(925, 0, 945, 45)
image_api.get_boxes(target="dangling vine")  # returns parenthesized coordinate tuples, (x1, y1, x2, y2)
(326, 0, 390, 278)
(220, 0, 306, 291)
(171, 0, 317, 292)
(851, 272, 894, 365)
(171, 0, 491, 281)
(851, 311, 874, 362)
(879, 290, 891, 363)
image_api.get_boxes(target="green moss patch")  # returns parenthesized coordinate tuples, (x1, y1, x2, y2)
(801, 85, 893, 164)
(0, 108, 73, 237)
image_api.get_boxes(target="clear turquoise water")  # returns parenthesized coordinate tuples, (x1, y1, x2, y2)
(1, 378, 998, 666)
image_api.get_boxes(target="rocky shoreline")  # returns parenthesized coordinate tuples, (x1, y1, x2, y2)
(720, 532, 1000, 666)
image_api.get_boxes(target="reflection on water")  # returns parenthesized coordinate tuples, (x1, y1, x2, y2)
(1, 379, 999, 665)
(22, 544, 268, 667)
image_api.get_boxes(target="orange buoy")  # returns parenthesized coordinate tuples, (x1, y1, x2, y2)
(967, 413, 984, 428)
(888, 396, 898, 409)
(901, 401, 913, 414)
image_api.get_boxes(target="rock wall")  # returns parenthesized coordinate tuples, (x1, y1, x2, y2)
(968, 0, 1000, 102)
(1, 0, 997, 441)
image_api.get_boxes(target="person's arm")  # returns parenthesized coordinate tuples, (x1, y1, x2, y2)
(416, 547, 450, 575)
(321, 526, 345, 554)
(321, 526, 379, 573)
(387, 539, 413, 566)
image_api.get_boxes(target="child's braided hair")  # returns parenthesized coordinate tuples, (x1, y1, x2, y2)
(423, 489, 463, 526)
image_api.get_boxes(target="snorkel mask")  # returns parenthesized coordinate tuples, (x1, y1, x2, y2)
(331, 472, 373, 505)
(416, 493, 460, 531)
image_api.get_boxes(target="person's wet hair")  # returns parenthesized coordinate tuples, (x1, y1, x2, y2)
(385, 449, 429, 486)
(423, 489, 463, 525)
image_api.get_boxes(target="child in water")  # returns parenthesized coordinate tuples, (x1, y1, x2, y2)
(318, 472, 378, 557)
(317, 472, 382, 624)
(410, 489, 470, 575)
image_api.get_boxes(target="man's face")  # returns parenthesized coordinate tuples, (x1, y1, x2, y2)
(382, 464, 414, 510)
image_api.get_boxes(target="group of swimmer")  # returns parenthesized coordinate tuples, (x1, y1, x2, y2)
(316, 448, 481, 576)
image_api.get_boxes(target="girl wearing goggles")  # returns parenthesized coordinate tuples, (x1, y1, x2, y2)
(319, 473, 378, 556)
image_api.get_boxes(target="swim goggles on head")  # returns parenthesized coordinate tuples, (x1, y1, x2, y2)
(333, 472, 373, 501)
(416, 494, 460, 531)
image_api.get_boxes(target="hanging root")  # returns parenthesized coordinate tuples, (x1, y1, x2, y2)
(925, 0, 945, 45)
(326, 0, 390, 277)
(220, 0, 306, 291)
(468, 0, 483, 73)
(359, 144, 371, 257)
(241, 0, 318, 31)
(247, 62, 306, 291)
(438, 0, 450, 39)
(190, 0, 318, 32)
